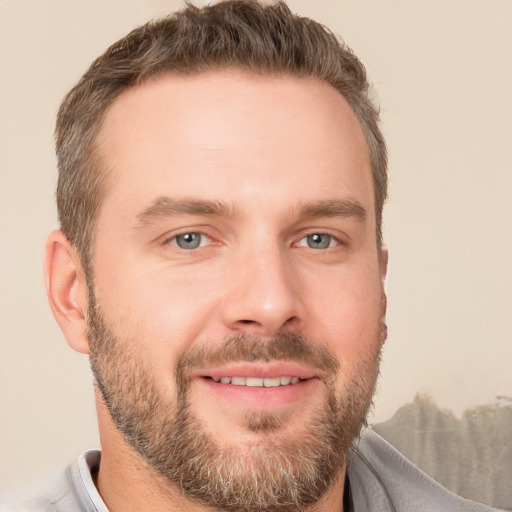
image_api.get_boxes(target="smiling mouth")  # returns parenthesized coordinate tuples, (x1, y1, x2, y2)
(203, 376, 309, 387)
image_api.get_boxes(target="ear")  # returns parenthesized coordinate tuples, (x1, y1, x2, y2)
(378, 247, 388, 282)
(378, 247, 388, 316)
(44, 230, 90, 354)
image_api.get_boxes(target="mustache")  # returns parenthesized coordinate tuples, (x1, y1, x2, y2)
(176, 332, 340, 381)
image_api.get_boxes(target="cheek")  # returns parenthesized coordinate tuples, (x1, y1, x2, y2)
(306, 264, 383, 369)
(92, 259, 227, 366)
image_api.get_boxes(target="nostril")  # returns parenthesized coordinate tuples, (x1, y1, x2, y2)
(284, 316, 296, 326)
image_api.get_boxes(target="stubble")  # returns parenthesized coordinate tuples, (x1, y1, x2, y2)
(88, 299, 383, 512)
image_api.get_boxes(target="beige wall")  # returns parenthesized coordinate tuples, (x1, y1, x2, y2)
(1, 0, 511, 489)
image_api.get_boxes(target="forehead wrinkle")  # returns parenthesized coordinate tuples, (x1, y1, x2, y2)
(297, 199, 367, 222)
(133, 196, 237, 229)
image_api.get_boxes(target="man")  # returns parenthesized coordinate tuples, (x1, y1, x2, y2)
(0, 2, 500, 511)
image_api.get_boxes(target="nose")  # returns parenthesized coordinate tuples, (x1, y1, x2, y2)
(221, 244, 303, 336)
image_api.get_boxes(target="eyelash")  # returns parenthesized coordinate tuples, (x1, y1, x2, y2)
(163, 230, 345, 252)
(296, 232, 341, 250)
(165, 231, 213, 250)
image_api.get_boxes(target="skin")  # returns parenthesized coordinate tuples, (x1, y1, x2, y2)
(45, 71, 388, 512)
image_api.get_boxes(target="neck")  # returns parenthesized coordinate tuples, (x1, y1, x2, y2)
(95, 394, 192, 511)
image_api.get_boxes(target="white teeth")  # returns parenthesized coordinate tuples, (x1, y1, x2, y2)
(211, 375, 302, 387)
(246, 377, 263, 387)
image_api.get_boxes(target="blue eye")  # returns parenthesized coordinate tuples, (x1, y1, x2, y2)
(171, 233, 208, 250)
(300, 233, 338, 249)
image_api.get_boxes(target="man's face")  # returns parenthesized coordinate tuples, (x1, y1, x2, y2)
(88, 71, 386, 510)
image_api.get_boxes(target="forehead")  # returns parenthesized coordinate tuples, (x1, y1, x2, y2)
(96, 71, 373, 218)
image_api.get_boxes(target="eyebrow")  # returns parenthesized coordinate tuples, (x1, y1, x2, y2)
(133, 196, 366, 229)
(298, 199, 367, 222)
(134, 197, 235, 228)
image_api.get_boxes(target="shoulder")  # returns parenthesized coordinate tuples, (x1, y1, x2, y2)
(347, 429, 502, 512)
(0, 451, 101, 512)
(0, 467, 73, 512)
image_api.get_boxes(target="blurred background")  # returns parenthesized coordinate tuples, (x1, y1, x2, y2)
(1, 0, 511, 508)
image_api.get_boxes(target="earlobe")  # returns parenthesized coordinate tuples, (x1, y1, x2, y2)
(44, 230, 90, 354)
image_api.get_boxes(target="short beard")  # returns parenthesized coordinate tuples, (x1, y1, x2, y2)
(88, 300, 383, 512)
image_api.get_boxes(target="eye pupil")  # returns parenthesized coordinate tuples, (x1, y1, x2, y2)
(176, 233, 201, 249)
(307, 233, 331, 249)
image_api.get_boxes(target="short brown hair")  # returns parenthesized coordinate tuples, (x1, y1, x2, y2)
(55, 0, 387, 271)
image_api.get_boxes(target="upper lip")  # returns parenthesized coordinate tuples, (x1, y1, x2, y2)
(192, 361, 319, 380)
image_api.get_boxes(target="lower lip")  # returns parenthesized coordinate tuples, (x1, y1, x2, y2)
(196, 377, 320, 409)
